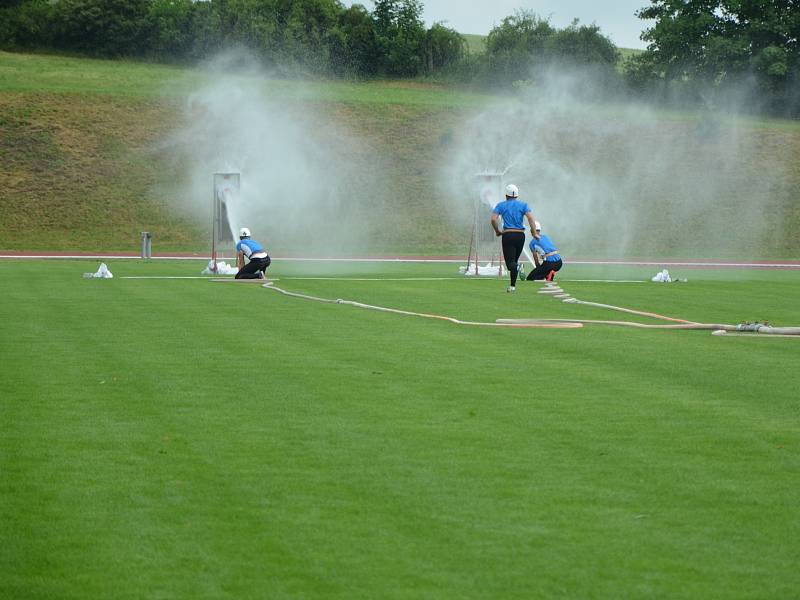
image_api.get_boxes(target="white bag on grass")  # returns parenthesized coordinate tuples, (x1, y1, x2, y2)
(83, 263, 113, 279)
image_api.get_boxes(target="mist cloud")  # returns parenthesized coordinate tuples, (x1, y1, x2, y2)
(165, 51, 383, 258)
(443, 66, 795, 259)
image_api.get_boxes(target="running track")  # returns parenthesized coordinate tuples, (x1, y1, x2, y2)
(1, 251, 799, 269)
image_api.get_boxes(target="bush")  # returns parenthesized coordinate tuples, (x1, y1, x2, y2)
(330, 4, 380, 77)
(0, 0, 54, 49)
(51, 0, 152, 57)
(484, 10, 554, 85)
(146, 0, 194, 60)
(423, 23, 466, 74)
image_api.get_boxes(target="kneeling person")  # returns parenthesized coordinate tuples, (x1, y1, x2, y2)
(526, 221, 562, 281)
(235, 227, 271, 279)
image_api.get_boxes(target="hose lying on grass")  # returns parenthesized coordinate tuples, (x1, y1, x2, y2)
(503, 282, 800, 337)
(496, 318, 800, 335)
(261, 282, 582, 329)
(560, 297, 696, 324)
(256, 280, 798, 336)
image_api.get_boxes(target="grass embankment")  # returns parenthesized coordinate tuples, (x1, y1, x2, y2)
(1, 259, 799, 599)
(0, 51, 491, 254)
(1, 51, 800, 257)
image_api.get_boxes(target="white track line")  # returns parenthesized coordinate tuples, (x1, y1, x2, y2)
(562, 279, 645, 283)
(284, 277, 646, 282)
(283, 277, 469, 281)
(116, 275, 645, 283)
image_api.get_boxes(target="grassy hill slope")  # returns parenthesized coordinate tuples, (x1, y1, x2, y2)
(0, 52, 492, 254)
(1, 51, 799, 258)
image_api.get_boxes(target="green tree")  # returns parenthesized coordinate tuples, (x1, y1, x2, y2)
(373, 0, 426, 76)
(330, 3, 380, 76)
(0, 0, 54, 48)
(546, 20, 619, 68)
(280, 0, 342, 72)
(423, 22, 466, 74)
(186, 0, 223, 59)
(630, 0, 800, 114)
(146, 0, 195, 60)
(52, 0, 152, 56)
(484, 10, 555, 83)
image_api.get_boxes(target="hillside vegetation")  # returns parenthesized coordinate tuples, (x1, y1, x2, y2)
(1, 51, 799, 258)
(0, 52, 490, 254)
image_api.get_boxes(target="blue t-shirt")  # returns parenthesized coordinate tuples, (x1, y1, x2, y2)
(492, 199, 531, 231)
(236, 239, 265, 259)
(530, 234, 561, 262)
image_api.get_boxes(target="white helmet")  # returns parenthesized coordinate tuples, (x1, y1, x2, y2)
(239, 227, 251, 238)
(505, 184, 519, 198)
(534, 220, 541, 231)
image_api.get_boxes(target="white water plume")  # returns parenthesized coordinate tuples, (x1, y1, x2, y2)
(444, 68, 796, 259)
(164, 52, 383, 258)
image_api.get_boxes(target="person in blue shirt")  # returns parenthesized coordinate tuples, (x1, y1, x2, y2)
(235, 227, 271, 279)
(490, 184, 539, 292)
(526, 221, 562, 281)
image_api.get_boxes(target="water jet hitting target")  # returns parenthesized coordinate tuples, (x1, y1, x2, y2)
(463, 171, 538, 277)
(211, 172, 240, 272)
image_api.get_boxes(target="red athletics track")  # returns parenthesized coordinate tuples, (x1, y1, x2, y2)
(1, 251, 799, 269)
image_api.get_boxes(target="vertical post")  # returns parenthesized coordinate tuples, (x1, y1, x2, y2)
(473, 197, 479, 275)
(212, 172, 240, 269)
(141, 232, 152, 260)
(211, 176, 218, 272)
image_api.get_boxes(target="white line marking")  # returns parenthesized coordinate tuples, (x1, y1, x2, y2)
(284, 277, 647, 283)
(119, 276, 282, 281)
(115, 275, 645, 283)
(284, 276, 477, 281)
(562, 279, 646, 283)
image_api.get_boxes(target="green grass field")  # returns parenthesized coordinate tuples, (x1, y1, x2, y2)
(2, 258, 798, 599)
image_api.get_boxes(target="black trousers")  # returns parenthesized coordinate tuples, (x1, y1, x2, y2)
(236, 255, 271, 279)
(526, 259, 562, 281)
(501, 231, 525, 286)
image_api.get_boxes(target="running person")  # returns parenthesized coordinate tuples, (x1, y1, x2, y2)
(490, 184, 539, 292)
(526, 221, 562, 281)
(235, 227, 271, 279)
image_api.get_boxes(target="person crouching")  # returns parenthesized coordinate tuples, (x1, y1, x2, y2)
(235, 227, 271, 279)
(526, 221, 562, 281)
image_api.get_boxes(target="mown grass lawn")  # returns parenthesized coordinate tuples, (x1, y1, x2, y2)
(1, 259, 798, 599)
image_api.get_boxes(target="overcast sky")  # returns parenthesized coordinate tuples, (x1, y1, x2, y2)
(347, 1, 653, 49)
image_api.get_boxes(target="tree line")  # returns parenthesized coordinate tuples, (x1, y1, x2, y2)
(1, 0, 798, 116)
(628, 0, 800, 116)
(0, 0, 618, 80)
